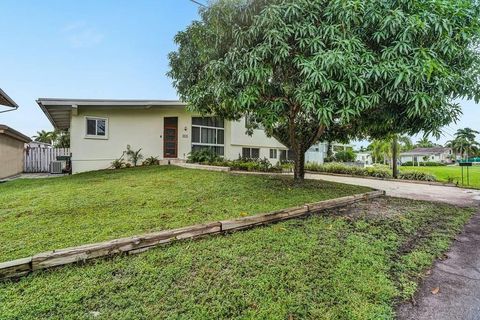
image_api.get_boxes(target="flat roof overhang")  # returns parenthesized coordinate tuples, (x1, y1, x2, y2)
(0, 88, 19, 113)
(37, 98, 187, 130)
(0, 125, 31, 143)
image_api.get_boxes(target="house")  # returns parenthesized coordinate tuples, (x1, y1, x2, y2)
(356, 151, 372, 166)
(400, 147, 453, 164)
(0, 125, 31, 179)
(0, 90, 31, 179)
(37, 98, 293, 173)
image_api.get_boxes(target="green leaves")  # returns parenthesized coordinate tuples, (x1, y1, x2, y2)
(168, 0, 480, 172)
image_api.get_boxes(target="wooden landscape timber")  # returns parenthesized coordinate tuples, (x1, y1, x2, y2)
(0, 190, 384, 280)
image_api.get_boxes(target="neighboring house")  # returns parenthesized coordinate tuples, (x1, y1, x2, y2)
(0, 89, 31, 179)
(356, 151, 372, 166)
(400, 147, 453, 164)
(305, 143, 326, 164)
(37, 98, 291, 173)
(0, 125, 31, 179)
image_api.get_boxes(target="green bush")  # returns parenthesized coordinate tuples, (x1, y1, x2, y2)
(143, 156, 160, 166)
(228, 157, 276, 172)
(334, 150, 356, 162)
(401, 161, 445, 167)
(187, 149, 222, 163)
(398, 171, 437, 181)
(305, 162, 392, 178)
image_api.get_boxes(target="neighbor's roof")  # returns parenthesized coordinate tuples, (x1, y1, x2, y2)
(37, 98, 187, 130)
(0, 125, 31, 143)
(401, 147, 450, 156)
(0, 88, 19, 109)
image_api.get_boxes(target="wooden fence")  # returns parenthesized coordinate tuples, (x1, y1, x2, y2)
(24, 148, 70, 173)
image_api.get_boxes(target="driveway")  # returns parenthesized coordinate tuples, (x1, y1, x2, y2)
(306, 173, 480, 206)
(306, 173, 480, 320)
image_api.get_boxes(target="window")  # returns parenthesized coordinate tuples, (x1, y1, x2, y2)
(191, 117, 225, 155)
(242, 147, 260, 159)
(269, 149, 277, 159)
(86, 117, 107, 138)
(280, 150, 295, 161)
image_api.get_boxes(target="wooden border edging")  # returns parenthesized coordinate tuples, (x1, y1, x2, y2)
(0, 190, 384, 280)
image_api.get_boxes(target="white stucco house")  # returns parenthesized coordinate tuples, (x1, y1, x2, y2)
(355, 151, 372, 166)
(38, 98, 301, 173)
(400, 147, 453, 164)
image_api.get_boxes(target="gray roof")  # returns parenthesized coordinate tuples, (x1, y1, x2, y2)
(0, 125, 31, 143)
(401, 147, 450, 156)
(37, 98, 187, 130)
(0, 88, 19, 110)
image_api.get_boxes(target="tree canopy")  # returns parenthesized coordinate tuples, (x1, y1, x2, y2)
(169, 0, 480, 180)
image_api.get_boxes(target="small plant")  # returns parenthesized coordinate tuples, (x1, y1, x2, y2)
(398, 171, 437, 182)
(111, 158, 125, 169)
(125, 145, 144, 167)
(187, 149, 222, 163)
(143, 156, 159, 166)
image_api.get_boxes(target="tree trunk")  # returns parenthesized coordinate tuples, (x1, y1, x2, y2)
(293, 148, 305, 181)
(392, 136, 398, 179)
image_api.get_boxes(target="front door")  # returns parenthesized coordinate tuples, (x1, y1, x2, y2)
(163, 117, 178, 158)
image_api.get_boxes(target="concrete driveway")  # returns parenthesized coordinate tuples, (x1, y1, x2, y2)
(306, 173, 480, 207)
(306, 173, 480, 320)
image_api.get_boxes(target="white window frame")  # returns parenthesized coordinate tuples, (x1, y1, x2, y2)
(191, 117, 225, 155)
(269, 149, 277, 159)
(85, 116, 109, 139)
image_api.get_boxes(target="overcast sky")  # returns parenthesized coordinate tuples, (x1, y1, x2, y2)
(0, 0, 478, 147)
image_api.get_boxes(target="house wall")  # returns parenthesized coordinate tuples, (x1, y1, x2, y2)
(71, 108, 200, 173)
(70, 108, 287, 173)
(0, 134, 25, 179)
(227, 120, 286, 162)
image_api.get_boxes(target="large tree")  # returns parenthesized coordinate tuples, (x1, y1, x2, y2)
(169, 0, 480, 180)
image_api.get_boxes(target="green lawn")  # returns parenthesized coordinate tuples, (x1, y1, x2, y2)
(0, 197, 474, 320)
(401, 165, 480, 188)
(0, 165, 370, 262)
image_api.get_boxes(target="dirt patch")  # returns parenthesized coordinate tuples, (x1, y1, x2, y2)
(323, 196, 418, 219)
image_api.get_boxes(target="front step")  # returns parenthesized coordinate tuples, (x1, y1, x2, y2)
(158, 158, 186, 166)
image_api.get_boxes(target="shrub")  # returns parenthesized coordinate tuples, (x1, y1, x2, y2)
(187, 149, 222, 163)
(228, 157, 275, 172)
(401, 161, 445, 167)
(143, 156, 159, 166)
(305, 162, 393, 178)
(334, 150, 356, 162)
(125, 145, 144, 167)
(398, 171, 437, 181)
(111, 158, 125, 169)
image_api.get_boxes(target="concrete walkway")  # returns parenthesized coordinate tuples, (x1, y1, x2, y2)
(306, 173, 480, 320)
(306, 173, 480, 206)
(396, 213, 480, 320)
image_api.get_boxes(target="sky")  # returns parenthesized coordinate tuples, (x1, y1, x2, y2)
(0, 0, 478, 147)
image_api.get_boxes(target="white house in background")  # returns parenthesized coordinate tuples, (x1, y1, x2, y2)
(37, 98, 297, 173)
(400, 147, 453, 164)
(356, 151, 372, 165)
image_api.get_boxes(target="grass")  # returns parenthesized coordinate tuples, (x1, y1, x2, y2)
(0, 165, 371, 262)
(401, 165, 480, 188)
(0, 197, 474, 320)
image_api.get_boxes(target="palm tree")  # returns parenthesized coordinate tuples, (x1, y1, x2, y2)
(415, 136, 435, 148)
(54, 130, 70, 148)
(455, 128, 480, 142)
(32, 130, 54, 144)
(447, 128, 480, 160)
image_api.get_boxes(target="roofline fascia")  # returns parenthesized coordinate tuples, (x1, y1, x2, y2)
(0, 88, 19, 113)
